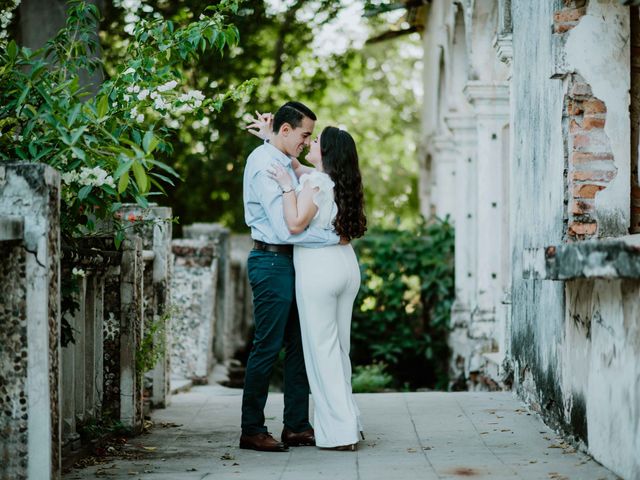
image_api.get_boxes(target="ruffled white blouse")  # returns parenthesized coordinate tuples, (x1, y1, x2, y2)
(296, 170, 338, 229)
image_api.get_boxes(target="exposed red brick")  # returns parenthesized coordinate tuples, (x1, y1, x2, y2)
(573, 183, 606, 199)
(571, 199, 594, 215)
(572, 134, 591, 149)
(569, 119, 582, 133)
(571, 152, 614, 163)
(583, 116, 606, 130)
(568, 222, 597, 236)
(567, 100, 583, 115)
(555, 22, 578, 33)
(571, 170, 616, 182)
(583, 98, 607, 114)
(554, 7, 587, 23)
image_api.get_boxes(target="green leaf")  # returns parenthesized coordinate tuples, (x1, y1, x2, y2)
(118, 171, 130, 193)
(114, 229, 125, 249)
(78, 185, 92, 200)
(97, 94, 109, 118)
(132, 161, 148, 193)
(70, 147, 86, 161)
(70, 126, 87, 145)
(134, 193, 149, 208)
(114, 158, 134, 179)
(67, 104, 82, 126)
(7, 40, 18, 60)
(142, 130, 158, 154)
(145, 158, 179, 178)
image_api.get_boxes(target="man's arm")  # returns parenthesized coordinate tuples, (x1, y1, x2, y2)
(253, 170, 339, 246)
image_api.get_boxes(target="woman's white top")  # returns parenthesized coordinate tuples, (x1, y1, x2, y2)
(296, 171, 338, 230)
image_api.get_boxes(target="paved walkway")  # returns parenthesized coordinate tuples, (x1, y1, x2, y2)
(64, 385, 618, 480)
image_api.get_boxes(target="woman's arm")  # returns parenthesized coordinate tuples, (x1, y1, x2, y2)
(269, 163, 318, 234)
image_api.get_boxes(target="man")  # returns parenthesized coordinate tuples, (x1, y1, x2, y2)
(240, 101, 340, 452)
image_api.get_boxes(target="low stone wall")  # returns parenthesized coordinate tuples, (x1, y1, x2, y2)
(169, 226, 253, 384)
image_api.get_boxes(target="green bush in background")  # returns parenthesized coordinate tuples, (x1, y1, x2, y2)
(351, 362, 393, 393)
(351, 218, 455, 391)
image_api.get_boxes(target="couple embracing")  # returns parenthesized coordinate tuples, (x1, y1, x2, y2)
(239, 101, 367, 452)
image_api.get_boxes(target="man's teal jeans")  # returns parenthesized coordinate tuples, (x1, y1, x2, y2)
(241, 249, 312, 436)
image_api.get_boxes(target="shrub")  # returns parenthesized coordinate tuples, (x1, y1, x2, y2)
(0, 0, 254, 245)
(351, 362, 393, 393)
(351, 218, 455, 390)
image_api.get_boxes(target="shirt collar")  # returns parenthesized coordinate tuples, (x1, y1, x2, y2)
(263, 140, 292, 167)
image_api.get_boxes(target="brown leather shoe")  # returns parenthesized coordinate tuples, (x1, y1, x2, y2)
(281, 427, 316, 446)
(239, 432, 289, 452)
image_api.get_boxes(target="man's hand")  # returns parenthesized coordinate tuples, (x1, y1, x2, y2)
(246, 111, 273, 141)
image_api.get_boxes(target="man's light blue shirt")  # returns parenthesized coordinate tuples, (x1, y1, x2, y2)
(243, 141, 339, 247)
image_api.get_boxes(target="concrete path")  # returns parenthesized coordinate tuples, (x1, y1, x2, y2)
(64, 385, 618, 480)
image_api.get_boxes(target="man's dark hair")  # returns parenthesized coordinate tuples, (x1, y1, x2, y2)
(272, 101, 317, 133)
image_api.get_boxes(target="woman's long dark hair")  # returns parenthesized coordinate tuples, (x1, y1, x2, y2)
(320, 126, 367, 241)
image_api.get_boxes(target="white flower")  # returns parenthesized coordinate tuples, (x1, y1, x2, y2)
(136, 113, 145, 123)
(61, 171, 77, 184)
(153, 97, 168, 110)
(150, 91, 158, 99)
(123, 94, 130, 102)
(157, 80, 178, 92)
(126, 86, 135, 93)
(137, 88, 149, 100)
(133, 85, 140, 93)
(72, 267, 86, 277)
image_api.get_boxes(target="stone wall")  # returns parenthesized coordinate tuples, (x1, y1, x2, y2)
(169, 226, 254, 384)
(0, 164, 60, 480)
(420, 1, 640, 477)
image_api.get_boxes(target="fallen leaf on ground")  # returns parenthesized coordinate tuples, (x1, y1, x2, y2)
(407, 448, 417, 453)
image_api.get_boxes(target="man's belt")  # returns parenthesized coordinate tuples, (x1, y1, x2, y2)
(253, 240, 293, 254)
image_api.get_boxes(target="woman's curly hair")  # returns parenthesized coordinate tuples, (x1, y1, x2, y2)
(320, 126, 367, 241)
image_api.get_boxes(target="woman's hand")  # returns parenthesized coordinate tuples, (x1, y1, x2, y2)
(245, 111, 273, 141)
(267, 163, 293, 191)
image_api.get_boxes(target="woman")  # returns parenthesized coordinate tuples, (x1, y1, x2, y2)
(251, 115, 367, 450)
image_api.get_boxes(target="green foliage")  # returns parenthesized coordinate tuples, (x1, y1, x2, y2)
(351, 362, 393, 393)
(100, 1, 420, 232)
(351, 219, 455, 390)
(0, 0, 253, 242)
(136, 306, 178, 374)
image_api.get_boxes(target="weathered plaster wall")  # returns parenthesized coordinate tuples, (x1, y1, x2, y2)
(511, 0, 567, 426)
(564, 279, 640, 477)
(512, 1, 640, 478)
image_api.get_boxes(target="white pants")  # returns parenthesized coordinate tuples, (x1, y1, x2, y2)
(294, 244, 362, 447)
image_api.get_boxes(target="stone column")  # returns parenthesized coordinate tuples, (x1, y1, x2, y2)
(118, 233, 144, 429)
(431, 134, 457, 220)
(183, 223, 233, 364)
(150, 206, 172, 408)
(444, 114, 478, 324)
(170, 240, 217, 381)
(0, 163, 61, 480)
(464, 82, 510, 330)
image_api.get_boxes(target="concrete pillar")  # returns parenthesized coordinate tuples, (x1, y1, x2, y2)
(431, 134, 457, 220)
(464, 82, 510, 328)
(119, 234, 144, 429)
(183, 223, 233, 363)
(444, 114, 478, 324)
(170, 240, 217, 381)
(0, 163, 61, 480)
